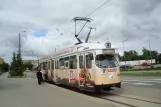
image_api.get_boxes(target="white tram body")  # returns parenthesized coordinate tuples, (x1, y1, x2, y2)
(39, 42, 121, 92)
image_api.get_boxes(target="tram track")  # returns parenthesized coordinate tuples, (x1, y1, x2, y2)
(93, 95, 138, 107)
(112, 93, 161, 105)
(52, 84, 161, 107)
(93, 91, 161, 107)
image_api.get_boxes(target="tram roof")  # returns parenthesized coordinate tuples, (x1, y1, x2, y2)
(39, 42, 117, 61)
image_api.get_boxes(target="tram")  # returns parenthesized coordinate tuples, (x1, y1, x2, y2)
(39, 42, 121, 92)
(39, 17, 121, 92)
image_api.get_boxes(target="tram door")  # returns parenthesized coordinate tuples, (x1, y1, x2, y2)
(79, 52, 93, 89)
(47, 60, 52, 81)
(51, 59, 55, 82)
(79, 54, 85, 87)
(54, 60, 59, 83)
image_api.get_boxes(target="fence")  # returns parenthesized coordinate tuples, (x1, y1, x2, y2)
(120, 59, 156, 66)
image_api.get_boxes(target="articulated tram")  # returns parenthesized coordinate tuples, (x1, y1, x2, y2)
(39, 42, 121, 92)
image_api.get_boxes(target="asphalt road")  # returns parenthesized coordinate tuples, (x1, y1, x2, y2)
(0, 73, 118, 107)
(113, 76, 161, 100)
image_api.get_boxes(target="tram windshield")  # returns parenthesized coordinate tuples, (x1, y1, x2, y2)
(95, 54, 119, 68)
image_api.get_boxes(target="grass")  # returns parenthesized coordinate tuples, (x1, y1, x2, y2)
(120, 67, 161, 72)
(0, 72, 2, 76)
(120, 72, 161, 76)
(8, 73, 27, 78)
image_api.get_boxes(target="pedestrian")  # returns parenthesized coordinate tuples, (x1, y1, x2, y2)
(36, 70, 43, 85)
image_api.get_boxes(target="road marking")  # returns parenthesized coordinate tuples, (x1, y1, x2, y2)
(152, 79, 161, 81)
(123, 80, 161, 84)
(132, 83, 153, 85)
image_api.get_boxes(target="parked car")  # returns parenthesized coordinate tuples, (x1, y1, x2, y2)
(141, 62, 151, 67)
(120, 65, 133, 68)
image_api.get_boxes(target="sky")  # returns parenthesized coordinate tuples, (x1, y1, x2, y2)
(0, 0, 161, 63)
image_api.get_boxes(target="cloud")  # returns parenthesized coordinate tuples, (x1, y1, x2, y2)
(0, 0, 161, 63)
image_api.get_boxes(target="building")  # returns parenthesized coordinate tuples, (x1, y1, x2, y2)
(22, 60, 38, 69)
(120, 59, 156, 66)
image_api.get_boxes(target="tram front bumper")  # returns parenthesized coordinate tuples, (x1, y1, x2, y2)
(95, 82, 121, 89)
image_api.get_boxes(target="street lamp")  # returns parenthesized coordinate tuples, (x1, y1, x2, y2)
(18, 31, 26, 56)
(51, 45, 59, 53)
(119, 38, 128, 68)
(149, 42, 152, 65)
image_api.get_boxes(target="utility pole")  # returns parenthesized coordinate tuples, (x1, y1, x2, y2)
(119, 38, 128, 68)
(149, 42, 152, 65)
(18, 33, 21, 55)
(18, 31, 26, 55)
(123, 41, 126, 67)
(18, 31, 26, 77)
(51, 45, 59, 53)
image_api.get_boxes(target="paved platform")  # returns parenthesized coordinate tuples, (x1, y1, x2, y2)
(0, 74, 117, 107)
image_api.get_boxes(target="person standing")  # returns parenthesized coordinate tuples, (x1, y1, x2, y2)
(36, 70, 43, 85)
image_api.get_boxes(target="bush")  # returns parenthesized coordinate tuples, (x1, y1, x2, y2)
(151, 65, 154, 69)
(9, 71, 18, 76)
(23, 73, 27, 77)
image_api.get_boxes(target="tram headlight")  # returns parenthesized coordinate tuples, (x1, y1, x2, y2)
(105, 42, 111, 48)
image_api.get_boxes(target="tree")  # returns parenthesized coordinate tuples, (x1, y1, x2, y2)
(10, 52, 18, 76)
(0, 62, 9, 72)
(10, 52, 24, 77)
(23, 62, 33, 70)
(120, 48, 159, 63)
(10, 52, 16, 71)
(118, 54, 121, 61)
(16, 54, 23, 77)
(121, 50, 138, 61)
(142, 48, 158, 63)
(142, 48, 150, 60)
(151, 51, 158, 63)
(158, 54, 161, 64)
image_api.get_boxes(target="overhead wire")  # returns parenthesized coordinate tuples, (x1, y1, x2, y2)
(60, 0, 112, 36)
(44, 0, 112, 45)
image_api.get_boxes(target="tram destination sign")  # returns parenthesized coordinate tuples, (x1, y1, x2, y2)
(102, 49, 115, 54)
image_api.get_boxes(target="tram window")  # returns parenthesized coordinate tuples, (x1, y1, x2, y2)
(56, 60, 58, 69)
(64, 57, 69, 61)
(69, 55, 77, 69)
(59, 58, 64, 68)
(40, 63, 43, 70)
(57, 60, 59, 69)
(52, 60, 54, 69)
(79, 55, 83, 68)
(43, 62, 46, 70)
(86, 54, 92, 68)
(95, 54, 119, 68)
(55, 60, 57, 69)
(65, 62, 69, 68)
(48, 61, 50, 69)
(46, 62, 47, 69)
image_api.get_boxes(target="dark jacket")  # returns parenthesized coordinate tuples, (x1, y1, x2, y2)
(36, 71, 42, 78)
